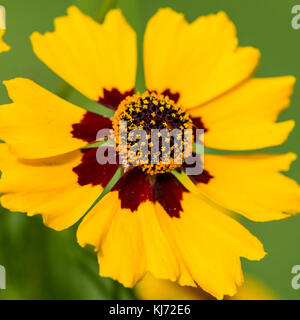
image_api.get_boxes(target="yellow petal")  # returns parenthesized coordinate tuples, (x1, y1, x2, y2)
(77, 191, 120, 250)
(78, 199, 179, 287)
(0, 144, 101, 230)
(138, 201, 179, 281)
(190, 77, 295, 150)
(79, 179, 265, 298)
(30, 6, 137, 101)
(200, 153, 300, 221)
(97, 201, 146, 287)
(155, 192, 265, 299)
(144, 8, 259, 108)
(0, 29, 10, 53)
(0, 78, 87, 159)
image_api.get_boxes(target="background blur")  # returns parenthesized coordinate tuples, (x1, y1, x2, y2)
(0, 0, 300, 299)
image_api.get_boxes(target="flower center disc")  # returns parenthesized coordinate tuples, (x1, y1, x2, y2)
(112, 91, 193, 175)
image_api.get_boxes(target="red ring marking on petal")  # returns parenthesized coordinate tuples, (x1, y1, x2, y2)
(153, 173, 185, 218)
(191, 116, 208, 132)
(98, 88, 135, 110)
(161, 89, 180, 103)
(112, 167, 153, 211)
(73, 148, 119, 187)
(189, 170, 213, 185)
(73, 148, 213, 216)
(71, 112, 113, 143)
(153, 170, 213, 218)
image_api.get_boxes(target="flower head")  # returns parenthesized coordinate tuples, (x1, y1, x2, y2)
(0, 6, 299, 299)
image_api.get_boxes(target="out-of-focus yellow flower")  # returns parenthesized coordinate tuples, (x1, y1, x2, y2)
(0, 6, 10, 53)
(136, 273, 278, 300)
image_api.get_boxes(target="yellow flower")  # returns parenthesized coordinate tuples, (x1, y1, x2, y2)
(0, 6, 10, 53)
(0, 7, 299, 299)
(135, 273, 278, 300)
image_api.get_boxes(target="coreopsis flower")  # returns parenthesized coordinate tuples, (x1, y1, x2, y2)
(0, 6, 299, 299)
(136, 273, 277, 300)
(0, 6, 10, 53)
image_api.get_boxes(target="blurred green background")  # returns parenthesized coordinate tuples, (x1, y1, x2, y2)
(0, 0, 300, 299)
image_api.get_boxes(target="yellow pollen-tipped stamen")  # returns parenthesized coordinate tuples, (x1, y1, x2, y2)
(112, 91, 193, 175)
